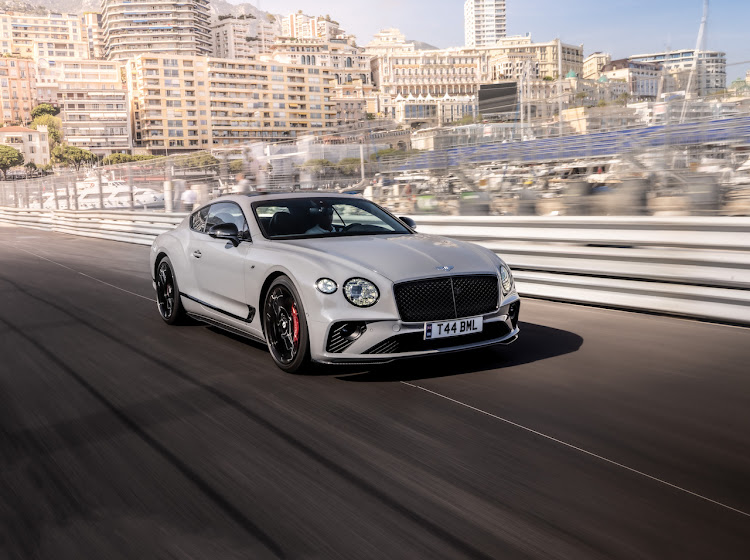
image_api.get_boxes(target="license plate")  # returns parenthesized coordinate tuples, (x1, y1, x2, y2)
(424, 317, 483, 340)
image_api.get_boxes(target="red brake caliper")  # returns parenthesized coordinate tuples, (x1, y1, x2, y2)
(291, 305, 300, 344)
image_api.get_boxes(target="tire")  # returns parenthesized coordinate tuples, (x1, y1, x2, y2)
(263, 276, 310, 373)
(156, 256, 187, 325)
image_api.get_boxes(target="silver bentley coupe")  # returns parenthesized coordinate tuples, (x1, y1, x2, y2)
(150, 192, 520, 372)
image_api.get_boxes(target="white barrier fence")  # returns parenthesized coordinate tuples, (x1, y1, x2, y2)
(2, 208, 748, 326)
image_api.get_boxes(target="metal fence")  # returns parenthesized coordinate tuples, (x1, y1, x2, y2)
(2, 115, 750, 216)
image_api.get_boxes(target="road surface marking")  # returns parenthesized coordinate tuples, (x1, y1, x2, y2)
(12, 245, 156, 303)
(402, 381, 750, 519)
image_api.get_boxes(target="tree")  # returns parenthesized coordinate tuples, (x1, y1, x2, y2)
(0, 145, 24, 180)
(455, 114, 478, 125)
(175, 153, 219, 173)
(369, 148, 421, 162)
(24, 161, 37, 178)
(335, 158, 362, 176)
(102, 153, 134, 165)
(229, 159, 245, 174)
(101, 153, 159, 165)
(301, 159, 334, 177)
(52, 144, 96, 171)
(30, 114, 62, 147)
(31, 103, 59, 119)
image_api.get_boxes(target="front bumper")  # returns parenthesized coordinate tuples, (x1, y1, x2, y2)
(311, 299, 520, 365)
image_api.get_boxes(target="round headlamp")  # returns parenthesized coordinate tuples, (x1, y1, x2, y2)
(343, 278, 379, 307)
(500, 265, 513, 294)
(316, 278, 338, 294)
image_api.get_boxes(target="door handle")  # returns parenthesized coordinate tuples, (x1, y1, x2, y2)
(192, 250, 202, 258)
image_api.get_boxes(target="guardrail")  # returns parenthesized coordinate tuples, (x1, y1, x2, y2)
(0, 207, 186, 246)
(2, 207, 748, 326)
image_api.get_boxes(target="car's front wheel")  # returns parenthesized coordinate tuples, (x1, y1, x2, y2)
(263, 276, 310, 373)
(156, 256, 186, 325)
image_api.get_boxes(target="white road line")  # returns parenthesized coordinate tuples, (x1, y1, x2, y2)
(12, 245, 156, 303)
(401, 381, 750, 519)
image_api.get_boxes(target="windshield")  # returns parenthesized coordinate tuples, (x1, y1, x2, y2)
(253, 197, 412, 240)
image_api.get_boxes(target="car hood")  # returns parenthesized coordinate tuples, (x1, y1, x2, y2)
(280, 234, 498, 282)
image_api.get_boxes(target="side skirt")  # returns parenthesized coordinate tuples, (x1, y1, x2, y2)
(181, 292, 256, 324)
(187, 312, 266, 346)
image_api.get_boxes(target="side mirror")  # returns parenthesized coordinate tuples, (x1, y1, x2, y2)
(209, 223, 241, 246)
(399, 216, 417, 230)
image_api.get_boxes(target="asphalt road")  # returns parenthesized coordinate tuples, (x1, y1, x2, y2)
(1, 225, 749, 559)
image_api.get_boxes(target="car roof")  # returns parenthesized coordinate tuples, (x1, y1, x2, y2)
(212, 192, 364, 204)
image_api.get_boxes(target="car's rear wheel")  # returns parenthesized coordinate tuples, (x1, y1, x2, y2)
(263, 276, 310, 373)
(156, 256, 186, 325)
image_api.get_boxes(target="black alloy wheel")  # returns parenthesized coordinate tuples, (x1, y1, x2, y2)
(263, 276, 310, 373)
(156, 257, 185, 324)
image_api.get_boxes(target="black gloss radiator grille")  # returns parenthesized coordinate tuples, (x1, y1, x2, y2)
(393, 275, 499, 323)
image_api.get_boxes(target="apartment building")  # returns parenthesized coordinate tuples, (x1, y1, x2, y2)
(601, 59, 661, 100)
(0, 57, 36, 126)
(35, 59, 58, 105)
(82, 12, 105, 60)
(271, 37, 371, 85)
(101, 0, 212, 60)
(57, 60, 131, 157)
(127, 54, 337, 155)
(488, 35, 584, 80)
(270, 37, 373, 130)
(583, 52, 611, 80)
(0, 11, 89, 61)
(364, 29, 418, 57)
(371, 45, 492, 97)
(629, 49, 726, 96)
(281, 13, 344, 41)
(464, 0, 506, 47)
(0, 125, 49, 165)
(212, 16, 256, 60)
(212, 14, 279, 59)
(489, 51, 539, 82)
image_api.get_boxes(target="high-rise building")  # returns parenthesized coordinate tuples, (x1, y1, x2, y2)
(464, 0, 506, 47)
(82, 12, 105, 60)
(211, 14, 279, 59)
(127, 54, 338, 155)
(57, 60, 131, 157)
(0, 12, 89, 61)
(101, 0, 212, 60)
(629, 49, 726, 96)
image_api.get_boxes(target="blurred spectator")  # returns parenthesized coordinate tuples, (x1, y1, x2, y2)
(180, 185, 197, 211)
(235, 173, 253, 193)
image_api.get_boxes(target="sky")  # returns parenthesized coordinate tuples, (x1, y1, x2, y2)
(241, 0, 750, 82)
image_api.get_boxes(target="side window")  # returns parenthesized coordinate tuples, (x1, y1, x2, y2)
(206, 202, 249, 237)
(190, 206, 209, 233)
